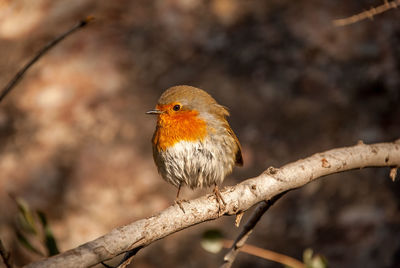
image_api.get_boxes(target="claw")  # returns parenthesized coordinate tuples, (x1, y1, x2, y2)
(175, 184, 186, 213)
(175, 198, 186, 213)
(213, 184, 226, 214)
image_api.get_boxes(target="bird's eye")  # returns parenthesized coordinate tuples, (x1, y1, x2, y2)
(173, 104, 181, 111)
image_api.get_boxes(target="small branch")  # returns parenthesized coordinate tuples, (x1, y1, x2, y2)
(333, 0, 400, 26)
(390, 167, 398, 181)
(117, 246, 142, 268)
(222, 240, 304, 268)
(101, 246, 143, 268)
(0, 16, 94, 103)
(0, 239, 13, 268)
(25, 141, 400, 268)
(221, 191, 288, 268)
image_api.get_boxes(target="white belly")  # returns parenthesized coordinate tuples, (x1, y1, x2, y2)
(156, 139, 236, 189)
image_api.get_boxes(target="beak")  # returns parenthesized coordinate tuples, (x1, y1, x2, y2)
(146, 109, 163, 115)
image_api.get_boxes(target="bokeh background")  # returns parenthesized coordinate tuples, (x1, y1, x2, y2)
(0, 0, 399, 267)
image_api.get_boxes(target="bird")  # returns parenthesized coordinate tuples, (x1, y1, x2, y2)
(147, 85, 243, 211)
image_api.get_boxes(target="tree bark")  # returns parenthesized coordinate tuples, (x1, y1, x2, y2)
(25, 141, 400, 268)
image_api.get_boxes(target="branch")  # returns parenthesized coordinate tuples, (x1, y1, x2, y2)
(25, 141, 400, 268)
(390, 167, 397, 181)
(0, 16, 94, 103)
(221, 191, 288, 268)
(0, 239, 13, 268)
(222, 240, 304, 268)
(333, 0, 400, 26)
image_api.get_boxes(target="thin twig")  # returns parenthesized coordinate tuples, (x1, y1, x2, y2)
(0, 239, 13, 268)
(221, 191, 288, 268)
(390, 167, 398, 181)
(0, 16, 94, 103)
(101, 246, 143, 268)
(118, 246, 143, 268)
(333, 0, 400, 26)
(222, 240, 304, 268)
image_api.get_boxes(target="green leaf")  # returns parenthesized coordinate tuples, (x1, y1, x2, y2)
(303, 248, 313, 264)
(16, 231, 43, 256)
(13, 196, 37, 234)
(303, 248, 328, 268)
(201, 229, 224, 254)
(37, 210, 59, 256)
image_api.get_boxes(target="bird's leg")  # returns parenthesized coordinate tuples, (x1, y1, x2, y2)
(176, 184, 182, 199)
(213, 184, 226, 213)
(174, 184, 186, 213)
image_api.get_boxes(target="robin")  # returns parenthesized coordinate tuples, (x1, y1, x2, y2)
(147, 85, 243, 210)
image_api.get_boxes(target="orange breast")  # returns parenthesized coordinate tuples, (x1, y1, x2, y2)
(153, 109, 207, 151)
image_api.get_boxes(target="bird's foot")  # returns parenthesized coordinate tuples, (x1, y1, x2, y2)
(175, 198, 187, 213)
(213, 185, 226, 215)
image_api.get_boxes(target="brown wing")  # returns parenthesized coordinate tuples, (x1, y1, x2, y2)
(226, 125, 243, 166)
(235, 143, 243, 166)
(215, 104, 243, 166)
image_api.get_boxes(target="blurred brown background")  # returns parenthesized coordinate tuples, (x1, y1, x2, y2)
(0, 0, 399, 267)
